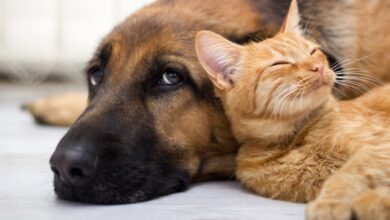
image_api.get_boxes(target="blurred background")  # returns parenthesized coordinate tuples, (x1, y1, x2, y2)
(0, 0, 153, 84)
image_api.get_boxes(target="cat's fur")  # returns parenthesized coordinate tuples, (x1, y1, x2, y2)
(196, 0, 390, 219)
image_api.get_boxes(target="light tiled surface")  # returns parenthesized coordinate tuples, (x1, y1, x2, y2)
(0, 83, 305, 220)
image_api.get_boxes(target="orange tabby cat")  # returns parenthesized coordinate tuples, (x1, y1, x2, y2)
(195, 0, 390, 219)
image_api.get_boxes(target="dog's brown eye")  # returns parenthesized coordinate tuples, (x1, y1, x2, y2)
(89, 68, 104, 86)
(158, 71, 184, 86)
(271, 61, 290, 66)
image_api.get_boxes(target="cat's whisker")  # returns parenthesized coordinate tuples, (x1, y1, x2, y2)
(340, 68, 376, 75)
(268, 81, 295, 119)
(332, 52, 378, 72)
(330, 59, 350, 71)
(272, 88, 288, 119)
(330, 59, 358, 71)
(339, 78, 372, 91)
(272, 86, 291, 119)
(337, 72, 382, 83)
(290, 90, 303, 113)
(301, 14, 321, 46)
(336, 79, 371, 94)
(342, 74, 383, 85)
(280, 92, 294, 118)
(275, 85, 298, 120)
(343, 73, 381, 81)
(336, 70, 384, 88)
(290, 90, 300, 111)
(299, 92, 305, 112)
(334, 82, 368, 98)
(338, 69, 382, 79)
(339, 70, 372, 76)
(306, 21, 322, 40)
(331, 59, 363, 71)
(329, 58, 359, 71)
(332, 82, 352, 99)
(264, 83, 280, 118)
(302, 12, 318, 37)
(340, 77, 382, 90)
(271, 89, 286, 119)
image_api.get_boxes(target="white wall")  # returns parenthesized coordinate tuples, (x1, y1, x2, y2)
(0, 0, 154, 83)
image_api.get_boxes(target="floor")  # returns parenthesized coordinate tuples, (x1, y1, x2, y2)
(0, 83, 305, 220)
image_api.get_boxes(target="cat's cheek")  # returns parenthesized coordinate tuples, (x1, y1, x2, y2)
(324, 70, 336, 85)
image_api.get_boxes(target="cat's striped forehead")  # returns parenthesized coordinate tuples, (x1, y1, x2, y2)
(254, 33, 316, 59)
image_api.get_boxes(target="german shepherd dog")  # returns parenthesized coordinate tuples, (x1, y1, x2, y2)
(24, 0, 390, 205)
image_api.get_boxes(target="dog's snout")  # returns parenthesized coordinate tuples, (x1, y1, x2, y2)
(50, 146, 98, 187)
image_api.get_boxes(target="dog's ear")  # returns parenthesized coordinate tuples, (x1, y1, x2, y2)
(196, 31, 242, 90)
(279, 0, 303, 36)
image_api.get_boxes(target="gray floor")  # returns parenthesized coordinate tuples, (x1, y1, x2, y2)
(0, 83, 305, 220)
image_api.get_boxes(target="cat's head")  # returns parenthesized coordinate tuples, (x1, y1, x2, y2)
(195, 0, 335, 120)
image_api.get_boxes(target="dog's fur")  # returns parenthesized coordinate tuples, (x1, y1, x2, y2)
(24, 0, 390, 204)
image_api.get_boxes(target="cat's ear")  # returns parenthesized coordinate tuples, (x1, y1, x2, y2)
(195, 31, 241, 90)
(280, 0, 303, 36)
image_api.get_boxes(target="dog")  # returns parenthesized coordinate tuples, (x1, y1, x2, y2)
(24, 0, 390, 205)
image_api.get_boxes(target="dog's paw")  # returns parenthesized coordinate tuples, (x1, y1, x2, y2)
(306, 199, 353, 220)
(352, 187, 390, 220)
(22, 92, 87, 127)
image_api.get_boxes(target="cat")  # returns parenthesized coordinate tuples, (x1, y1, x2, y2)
(195, 0, 390, 219)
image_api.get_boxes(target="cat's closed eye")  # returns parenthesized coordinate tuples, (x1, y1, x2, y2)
(271, 61, 290, 66)
(310, 48, 319, 55)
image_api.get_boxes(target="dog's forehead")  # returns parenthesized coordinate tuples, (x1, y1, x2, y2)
(93, 16, 208, 89)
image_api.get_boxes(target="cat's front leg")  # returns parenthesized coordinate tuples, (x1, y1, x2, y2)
(306, 170, 360, 220)
(306, 145, 390, 220)
(352, 186, 390, 220)
(307, 187, 390, 220)
(236, 143, 330, 202)
(307, 199, 353, 220)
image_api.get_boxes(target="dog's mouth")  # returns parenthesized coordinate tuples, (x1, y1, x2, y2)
(54, 180, 150, 204)
(53, 162, 190, 204)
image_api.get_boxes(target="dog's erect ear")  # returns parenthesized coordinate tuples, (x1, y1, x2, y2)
(196, 31, 242, 90)
(280, 0, 303, 36)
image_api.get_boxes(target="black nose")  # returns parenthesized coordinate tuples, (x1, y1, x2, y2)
(50, 146, 98, 187)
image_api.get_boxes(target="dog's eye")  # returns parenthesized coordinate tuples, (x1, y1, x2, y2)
(271, 61, 290, 66)
(157, 71, 184, 86)
(89, 68, 104, 86)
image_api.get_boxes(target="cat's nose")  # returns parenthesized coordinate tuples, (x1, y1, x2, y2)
(310, 63, 324, 75)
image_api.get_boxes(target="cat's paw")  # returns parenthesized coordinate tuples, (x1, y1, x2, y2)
(352, 187, 390, 220)
(306, 199, 353, 220)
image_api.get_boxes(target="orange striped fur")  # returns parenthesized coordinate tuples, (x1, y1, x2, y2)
(196, 1, 390, 219)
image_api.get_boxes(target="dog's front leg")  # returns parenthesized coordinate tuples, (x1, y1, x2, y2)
(23, 92, 87, 126)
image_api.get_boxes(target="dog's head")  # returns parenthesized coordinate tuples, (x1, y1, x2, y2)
(49, 0, 288, 204)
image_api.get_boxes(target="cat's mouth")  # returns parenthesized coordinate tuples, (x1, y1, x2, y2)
(308, 70, 335, 93)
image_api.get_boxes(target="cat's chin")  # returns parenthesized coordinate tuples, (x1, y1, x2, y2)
(306, 85, 332, 106)
(289, 85, 332, 115)
(307, 84, 331, 96)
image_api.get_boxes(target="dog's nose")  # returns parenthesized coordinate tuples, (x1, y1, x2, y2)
(50, 146, 98, 186)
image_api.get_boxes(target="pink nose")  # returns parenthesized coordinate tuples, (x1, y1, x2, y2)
(310, 63, 324, 75)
